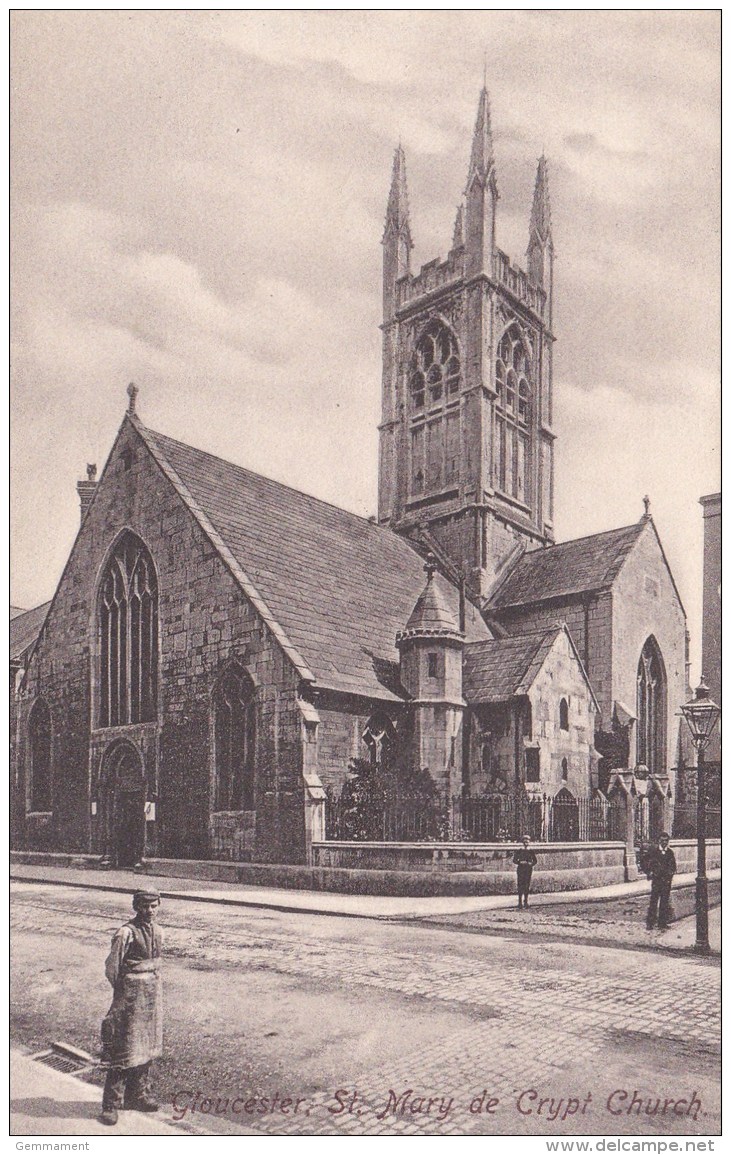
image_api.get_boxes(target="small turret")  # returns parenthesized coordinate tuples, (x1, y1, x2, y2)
(397, 556, 465, 796)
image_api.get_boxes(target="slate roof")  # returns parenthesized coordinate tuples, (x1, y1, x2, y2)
(489, 522, 646, 610)
(400, 569, 462, 640)
(10, 601, 52, 662)
(463, 629, 561, 704)
(135, 420, 491, 701)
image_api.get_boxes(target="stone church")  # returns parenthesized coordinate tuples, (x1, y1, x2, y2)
(12, 89, 688, 867)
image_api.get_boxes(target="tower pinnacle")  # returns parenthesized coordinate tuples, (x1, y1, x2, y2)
(452, 203, 464, 249)
(382, 144, 413, 321)
(467, 87, 496, 184)
(383, 144, 412, 245)
(529, 155, 552, 244)
(527, 155, 554, 299)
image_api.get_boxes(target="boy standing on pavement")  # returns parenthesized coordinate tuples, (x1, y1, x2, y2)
(513, 835, 538, 909)
(99, 888, 164, 1125)
(645, 832, 677, 931)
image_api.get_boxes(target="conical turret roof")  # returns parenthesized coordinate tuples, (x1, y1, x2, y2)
(397, 558, 464, 645)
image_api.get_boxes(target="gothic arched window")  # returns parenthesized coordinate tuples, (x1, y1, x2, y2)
(637, 637, 666, 775)
(494, 325, 532, 504)
(363, 714, 395, 768)
(214, 666, 256, 811)
(409, 321, 461, 496)
(559, 698, 569, 731)
(99, 532, 158, 727)
(29, 698, 52, 811)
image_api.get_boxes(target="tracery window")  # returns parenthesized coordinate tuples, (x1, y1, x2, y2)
(363, 714, 395, 768)
(494, 325, 532, 504)
(214, 665, 256, 811)
(99, 532, 158, 728)
(29, 698, 52, 811)
(637, 637, 666, 775)
(409, 321, 461, 496)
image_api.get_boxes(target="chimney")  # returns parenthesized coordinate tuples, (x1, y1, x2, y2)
(77, 463, 97, 524)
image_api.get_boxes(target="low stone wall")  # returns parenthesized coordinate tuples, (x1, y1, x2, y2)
(671, 839, 722, 873)
(313, 841, 628, 892)
(10, 839, 720, 897)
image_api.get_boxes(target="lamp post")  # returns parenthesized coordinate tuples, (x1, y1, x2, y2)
(679, 677, 720, 955)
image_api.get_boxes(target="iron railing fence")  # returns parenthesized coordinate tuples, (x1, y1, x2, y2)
(324, 791, 628, 844)
(671, 805, 722, 840)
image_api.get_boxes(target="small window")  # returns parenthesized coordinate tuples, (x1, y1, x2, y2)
(121, 449, 133, 472)
(525, 747, 540, 783)
(481, 738, 492, 777)
(561, 757, 569, 781)
(427, 653, 439, 678)
(559, 699, 569, 731)
(29, 699, 52, 811)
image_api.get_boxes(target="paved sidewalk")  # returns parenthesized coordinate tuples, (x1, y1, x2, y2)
(10, 1049, 185, 1136)
(659, 904, 721, 951)
(10, 860, 721, 920)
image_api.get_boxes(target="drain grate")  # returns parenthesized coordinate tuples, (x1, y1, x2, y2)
(31, 1041, 97, 1076)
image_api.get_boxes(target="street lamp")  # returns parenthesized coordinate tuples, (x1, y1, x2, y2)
(679, 677, 721, 954)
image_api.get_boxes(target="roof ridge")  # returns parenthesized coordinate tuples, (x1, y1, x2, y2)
(134, 420, 317, 685)
(524, 521, 642, 556)
(466, 625, 561, 645)
(144, 424, 383, 532)
(10, 599, 53, 622)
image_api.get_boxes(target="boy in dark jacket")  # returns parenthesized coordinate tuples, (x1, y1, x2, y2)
(513, 836, 538, 908)
(645, 833, 677, 930)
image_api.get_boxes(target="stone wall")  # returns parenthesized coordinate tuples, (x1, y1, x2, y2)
(15, 418, 306, 864)
(314, 840, 627, 892)
(11, 841, 720, 896)
(496, 591, 613, 725)
(527, 627, 597, 794)
(314, 697, 405, 793)
(611, 521, 688, 772)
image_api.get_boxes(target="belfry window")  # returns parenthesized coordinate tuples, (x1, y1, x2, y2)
(494, 325, 532, 504)
(99, 533, 158, 727)
(29, 698, 52, 811)
(409, 321, 461, 496)
(214, 665, 256, 811)
(637, 637, 666, 775)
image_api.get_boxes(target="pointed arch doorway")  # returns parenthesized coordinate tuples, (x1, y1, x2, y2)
(101, 742, 146, 867)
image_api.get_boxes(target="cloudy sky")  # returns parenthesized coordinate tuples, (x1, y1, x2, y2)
(11, 10, 719, 673)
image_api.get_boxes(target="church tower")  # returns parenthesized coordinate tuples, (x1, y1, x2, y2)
(378, 88, 556, 601)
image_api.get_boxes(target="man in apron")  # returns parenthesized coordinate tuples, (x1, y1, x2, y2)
(99, 887, 164, 1125)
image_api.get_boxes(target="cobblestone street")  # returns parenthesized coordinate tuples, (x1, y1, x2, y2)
(415, 884, 722, 954)
(11, 881, 720, 1136)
